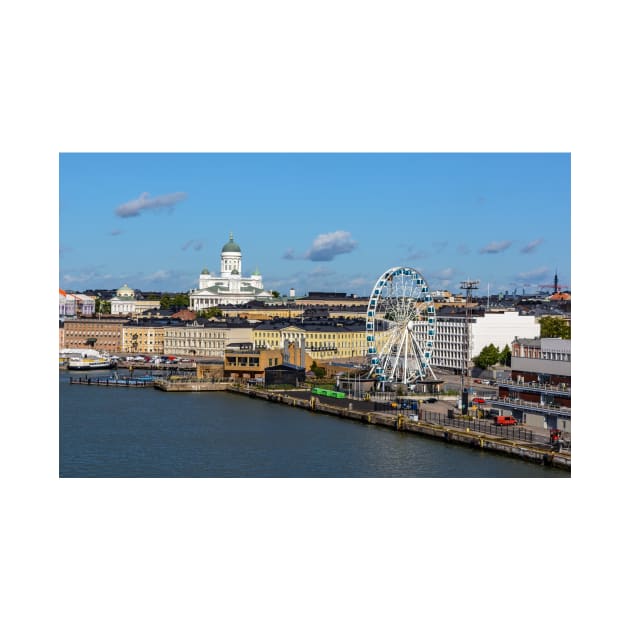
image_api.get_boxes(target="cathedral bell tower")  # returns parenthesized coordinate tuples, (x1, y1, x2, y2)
(220, 232, 242, 278)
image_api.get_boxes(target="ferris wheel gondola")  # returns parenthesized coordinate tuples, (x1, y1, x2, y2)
(366, 266, 436, 387)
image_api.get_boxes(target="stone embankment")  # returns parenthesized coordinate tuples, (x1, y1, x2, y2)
(153, 378, 229, 392)
(150, 379, 570, 471)
(231, 386, 570, 470)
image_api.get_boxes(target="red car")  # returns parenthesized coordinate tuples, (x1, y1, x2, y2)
(496, 416, 517, 426)
(472, 397, 486, 404)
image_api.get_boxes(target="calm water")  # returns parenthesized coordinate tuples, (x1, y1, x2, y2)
(59, 372, 569, 477)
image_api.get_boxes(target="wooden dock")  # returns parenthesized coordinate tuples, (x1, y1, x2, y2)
(69, 376, 153, 387)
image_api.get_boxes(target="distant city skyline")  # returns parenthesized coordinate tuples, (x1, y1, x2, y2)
(59, 153, 570, 297)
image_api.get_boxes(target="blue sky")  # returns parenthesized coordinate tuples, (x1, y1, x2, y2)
(59, 153, 570, 297)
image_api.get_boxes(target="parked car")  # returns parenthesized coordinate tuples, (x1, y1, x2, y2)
(495, 415, 517, 426)
(424, 397, 438, 403)
(472, 397, 486, 404)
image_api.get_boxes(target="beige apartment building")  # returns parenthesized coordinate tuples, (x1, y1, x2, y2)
(163, 320, 253, 358)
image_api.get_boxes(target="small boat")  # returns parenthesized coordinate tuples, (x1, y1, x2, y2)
(67, 356, 112, 370)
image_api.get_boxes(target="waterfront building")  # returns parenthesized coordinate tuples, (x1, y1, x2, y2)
(264, 364, 306, 387)
(122, 319, 171, 356)
(189, 233, 274, 309)
(62, 318, 125, 354)
(163, 318, 254, 358)
(415, 309, 540, 373)
(59, 321, 64, 349)
(223, 343, 284, 381)
(494, 337, 571, 433)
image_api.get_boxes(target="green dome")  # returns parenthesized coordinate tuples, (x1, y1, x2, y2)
(221, 232, 241, 253)
(231, 268, 239, 275)
(201, 267, 209, 274)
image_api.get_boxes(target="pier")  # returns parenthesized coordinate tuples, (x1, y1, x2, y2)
(153, 378, 230, 392)
(69, 376, 153, 387)
(225, 386, 570, 470)
(148, 379, 570, 470)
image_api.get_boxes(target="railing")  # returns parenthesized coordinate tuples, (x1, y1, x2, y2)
(421, 413, 536, 443)
(495, 396, 571, 417)
(496, 378, 571, 395)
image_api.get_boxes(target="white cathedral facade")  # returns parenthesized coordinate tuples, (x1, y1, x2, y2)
(189, 233, 274, 309)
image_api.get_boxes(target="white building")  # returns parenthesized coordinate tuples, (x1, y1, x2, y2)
(59, 289, 96, 318)
(415, 309, 540, 372)
(189, 233, 274, 309)
(110, 284, 160, 316)
(110, 284, 136, 315)
(163, 319, 254, 358)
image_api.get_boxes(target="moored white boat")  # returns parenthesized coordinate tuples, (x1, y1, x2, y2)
(67, 356, 112, 370)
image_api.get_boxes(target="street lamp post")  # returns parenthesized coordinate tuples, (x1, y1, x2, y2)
(460, 280, 479, 414)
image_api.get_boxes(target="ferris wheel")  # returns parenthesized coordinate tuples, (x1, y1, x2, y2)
(366, 266, 436, 386)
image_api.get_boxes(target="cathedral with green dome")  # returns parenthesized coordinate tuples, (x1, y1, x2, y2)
(189, 233, 274, 309)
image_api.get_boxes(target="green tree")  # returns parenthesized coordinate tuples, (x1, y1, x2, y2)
(198, 307, 223, 319)
(473, 344, 500, 369)
(310, 361, 326, 378)
(271, 290, 280, 298)
(173, 293, 189, 308)
(95, 298, 111, 314)
(498, 344, 511, 366)
(160, 295, 172, 309)
(539, 316, 571, 339)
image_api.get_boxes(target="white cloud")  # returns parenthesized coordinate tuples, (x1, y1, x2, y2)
(480, 240, 512, 254)
(521, 238, 544, 254)
(115, 192, 187, 218)
(304, 231, 357, 261)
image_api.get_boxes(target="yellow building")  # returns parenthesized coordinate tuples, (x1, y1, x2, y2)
(122, 321, 167, 356)
(253, 318, 369, 363)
